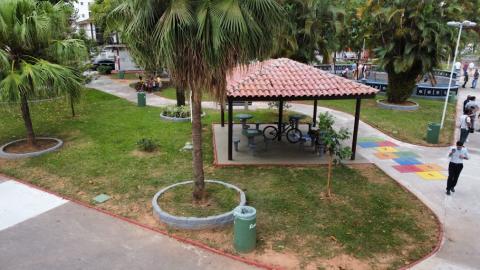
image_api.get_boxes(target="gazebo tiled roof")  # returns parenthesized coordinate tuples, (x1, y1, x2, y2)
(227, 58, 378, 99)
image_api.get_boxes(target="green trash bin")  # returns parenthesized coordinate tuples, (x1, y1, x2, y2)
(426, 123, 440, 144)
(448, 92, 457, 103)
(233, 206, 256, 253)
(137, 91, 146, 107)
(118, 71, 125, 79)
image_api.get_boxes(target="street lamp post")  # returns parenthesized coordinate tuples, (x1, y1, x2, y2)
(440, 20, 477, 129)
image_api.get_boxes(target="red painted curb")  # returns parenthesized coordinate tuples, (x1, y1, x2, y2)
(381, 174, 444, 270)
(0, 173, 281, 270)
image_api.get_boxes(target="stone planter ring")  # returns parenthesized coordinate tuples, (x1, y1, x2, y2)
(152, 180, 246, 230)
(376, 99, 419, 111)
(0, 137, 63, 160)
(160, 111, 206, 122)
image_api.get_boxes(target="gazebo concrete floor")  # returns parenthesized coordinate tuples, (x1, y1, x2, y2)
(213, 124, 370, 166)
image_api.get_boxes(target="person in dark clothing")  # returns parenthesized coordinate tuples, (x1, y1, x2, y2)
(463, 95, 472, 114)
(446, 141, 469, 195)
(462, 70, 469, 88)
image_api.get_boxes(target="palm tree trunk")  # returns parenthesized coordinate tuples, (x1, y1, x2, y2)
(70, 95, 76, 117)
(191, 89, 205, 201)
(326, 154, 332, 197)
(20, 93, 36, 145)
(176, 87, 186, 106)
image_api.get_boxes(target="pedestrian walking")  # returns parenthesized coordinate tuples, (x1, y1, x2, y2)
(459, 110, 472, 144)
(472, 69, 479, 89)
(462, 69, 469, 88)
(455, 61, 461, 75)
(465, 96, 479, 132)
(464, 95, 472, 114)
(446, 141, 469, 195)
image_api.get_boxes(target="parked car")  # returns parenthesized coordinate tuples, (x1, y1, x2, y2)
(92, 59, 115, 71)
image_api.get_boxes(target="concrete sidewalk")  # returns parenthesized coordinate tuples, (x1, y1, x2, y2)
(88, 76, 480, 269)
(0, 179, 258, 270)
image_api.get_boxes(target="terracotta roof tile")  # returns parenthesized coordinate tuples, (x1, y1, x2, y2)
(227, 58, 378, 99)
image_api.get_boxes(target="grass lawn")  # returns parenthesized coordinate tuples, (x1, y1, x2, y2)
(305, 95, 456, 146)
(154, 86, 215, 101)
(0, 89, 439, 269)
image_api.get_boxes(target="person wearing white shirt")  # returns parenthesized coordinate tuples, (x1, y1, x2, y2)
(446, 141, 469, 195)
(459, 110, 472, 144)
(465, 97, 479, 131)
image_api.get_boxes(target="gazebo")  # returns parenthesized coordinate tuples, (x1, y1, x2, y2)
(221, 58, 379, 161)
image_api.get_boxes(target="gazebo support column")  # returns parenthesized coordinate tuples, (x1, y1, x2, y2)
(228, 99, 233, 160)
(351, 97, 361, 160)
(221, 103, 225, 127)
(313, 99, 318, 127)
(278, 99, 284, 141)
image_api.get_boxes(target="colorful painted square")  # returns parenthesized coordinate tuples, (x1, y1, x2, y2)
(395, 151, 419, 158)
(359, 142, 379, 148)
(416, 164, 444, 172)
(374, 152, 399, 159)
(393, 165, 423, 173)
(416, 171, 447, 180)
(376, 146, 399, 153)
(393, 157, 422, 165)
(377, 141, 398, 147)
(358, 137, 384, 143)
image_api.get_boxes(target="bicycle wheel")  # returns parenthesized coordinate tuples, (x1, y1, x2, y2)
(263, 126, 278, 140)
(286, 128, 303, 143)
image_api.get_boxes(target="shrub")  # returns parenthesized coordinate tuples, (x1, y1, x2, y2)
(161, 105, 190, 118)
(136, 138, 158, 152)
(97, 65, 113, 75)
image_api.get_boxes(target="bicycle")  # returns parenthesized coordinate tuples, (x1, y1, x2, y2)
(262, 117, 303, 143)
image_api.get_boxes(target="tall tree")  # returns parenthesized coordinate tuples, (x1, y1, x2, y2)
(272, 0, 343, 64)
(362, 0, 462, 103)
(112, 0, 282, 200)
(0, 0, 86, 145)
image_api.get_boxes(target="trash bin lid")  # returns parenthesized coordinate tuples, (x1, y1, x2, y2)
(234, 206, 256, 220)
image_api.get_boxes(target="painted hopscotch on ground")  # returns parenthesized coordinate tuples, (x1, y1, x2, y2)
(358, 137, 447, 180)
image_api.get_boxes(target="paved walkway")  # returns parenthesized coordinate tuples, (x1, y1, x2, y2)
(88, 76, 480, 269)
(0, 176, 258, 270)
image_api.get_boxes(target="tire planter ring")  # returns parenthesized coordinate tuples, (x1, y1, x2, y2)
(152, 180, 246, 230)
(376, 99, 419, 111)
(0, 137, 63, 160)
(160, 111, 206, 122)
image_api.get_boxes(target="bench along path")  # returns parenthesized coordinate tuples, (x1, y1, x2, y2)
(0, 176, 258, 270)
(88, 77, 480, 269)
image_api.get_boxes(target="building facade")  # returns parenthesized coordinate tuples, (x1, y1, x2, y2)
(73, 0, 97, 41)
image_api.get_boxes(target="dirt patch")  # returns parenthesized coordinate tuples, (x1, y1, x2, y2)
(306, 254, 370, 270)
(349, 164, 389, 184)
(130, 149, 159, 158)
(246, 250, 300, 270)
(4, 138, 58, 154)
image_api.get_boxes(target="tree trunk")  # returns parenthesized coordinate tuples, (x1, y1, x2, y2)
(191, 89, 205, 201)
(20, 93, 36, 145)
(386, 70, 418, 103)
(326, 154, 333, 197)
(70, 96, 76, 117)
(176, 87, 186, 106)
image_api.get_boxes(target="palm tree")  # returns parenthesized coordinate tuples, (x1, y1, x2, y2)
(112, 0, 282, 200)
(0, 0, 86, 146)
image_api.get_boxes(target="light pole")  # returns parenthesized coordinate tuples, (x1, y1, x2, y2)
(440, 20, 477, 129)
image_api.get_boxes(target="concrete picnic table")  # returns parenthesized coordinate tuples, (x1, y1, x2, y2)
(235, 114, 254, 129)
(241, 128, 263, 153)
